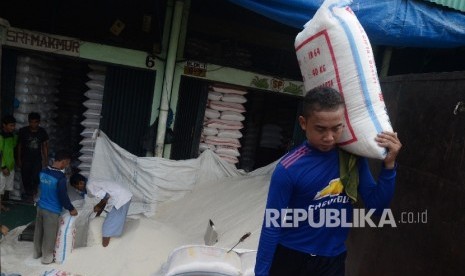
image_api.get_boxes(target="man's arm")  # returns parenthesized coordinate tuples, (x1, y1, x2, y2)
(16, 133, 22, 168)
(357, 158, 396, 211)
(0, 136, 8, 176)
(359, 131, 402, 211)
(94, 193, 110, 216)
(57, 177, 77, 216)
(41, 140, 49, 168)
(255, 165, 293, 276)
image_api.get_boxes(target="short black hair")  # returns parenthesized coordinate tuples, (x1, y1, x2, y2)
(2, 115, 16, 125)
(28, 112, 41, 121)
(70, 173, 87, 186)
(54, 149, 72, 161)
(301, 87, 345, 118)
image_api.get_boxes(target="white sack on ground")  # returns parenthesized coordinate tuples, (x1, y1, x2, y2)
(295, 0, 393, 159)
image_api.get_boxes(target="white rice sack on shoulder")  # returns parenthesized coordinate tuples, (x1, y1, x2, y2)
(204, 108, 221, 119)
(222, 94, 247, 104)
(220, 110, 245, 121)
(295, 0, 392, 159)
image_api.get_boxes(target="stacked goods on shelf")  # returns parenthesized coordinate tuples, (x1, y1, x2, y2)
(12, 55, 61, 199)
(200, 85, 247, 165)
(239, 93, 264, 172)
(78, 64, 106, 178)
(54, 62, 88, 158)
(14, 55, 60, 146)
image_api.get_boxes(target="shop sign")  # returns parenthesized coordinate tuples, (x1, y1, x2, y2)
(184, 61, 207, 77)
(5, 27, 80, 56)
(251, 76, 304, 96)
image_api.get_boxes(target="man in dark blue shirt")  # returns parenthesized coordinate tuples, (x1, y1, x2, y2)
(255, 87, 402, 275)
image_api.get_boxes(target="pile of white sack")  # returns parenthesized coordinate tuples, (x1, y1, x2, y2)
(78, 64, 106, 177)
(12, 55, 61, 199)
(200, 85, 248, 165)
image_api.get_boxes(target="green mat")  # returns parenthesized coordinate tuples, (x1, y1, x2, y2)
(0, 201, 36, 230)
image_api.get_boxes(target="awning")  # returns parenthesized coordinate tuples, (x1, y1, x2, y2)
(228, 0, 465, 48)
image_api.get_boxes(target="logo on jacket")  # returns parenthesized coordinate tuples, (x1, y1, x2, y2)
(313, 178, 344, 200)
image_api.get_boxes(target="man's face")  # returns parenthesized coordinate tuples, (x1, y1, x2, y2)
(298, 107, 345, 152)
(56, 159, 71, 170)
(3, 122, 16, 133)
(75, 180, 86, 192)
(28, 119, 40, 130)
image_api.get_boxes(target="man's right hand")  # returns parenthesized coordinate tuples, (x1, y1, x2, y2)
(69, 209, 78, 216)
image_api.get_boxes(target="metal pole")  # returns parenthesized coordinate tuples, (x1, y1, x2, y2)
(155, 0, 184, 157)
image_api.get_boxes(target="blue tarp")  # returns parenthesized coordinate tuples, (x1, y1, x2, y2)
(228, 0, 465, 48)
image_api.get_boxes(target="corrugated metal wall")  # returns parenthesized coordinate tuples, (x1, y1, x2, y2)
(170, 76, 208, 160)
(100, 66, 156, 157)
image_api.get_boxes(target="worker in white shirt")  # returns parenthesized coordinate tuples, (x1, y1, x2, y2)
(70, 175, 133, 247)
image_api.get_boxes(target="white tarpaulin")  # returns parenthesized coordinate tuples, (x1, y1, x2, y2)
(91, 131, 265, 216)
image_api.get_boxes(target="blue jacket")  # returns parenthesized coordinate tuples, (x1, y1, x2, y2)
(38, 167, 74, 215)
(255, 141, 397, 275)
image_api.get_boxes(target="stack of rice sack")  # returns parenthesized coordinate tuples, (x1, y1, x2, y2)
(78, 64, 106, 178)
(12, 55, 61, 199)
(200, 85, 247, 165)
(14, 55, 60, 143)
